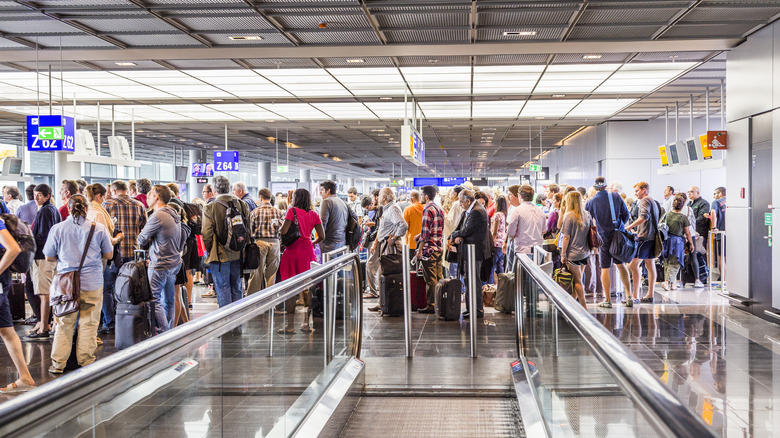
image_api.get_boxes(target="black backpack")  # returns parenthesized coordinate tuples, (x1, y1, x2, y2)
(346, 207, 362, 251)
(216, 198, 248, 252)
(115, 251, 152, 304)
(0, 214, 36, 273)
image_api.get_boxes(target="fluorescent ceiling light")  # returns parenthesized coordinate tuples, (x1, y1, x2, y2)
(552, 94, 566, 98)
(346, 59, 365, 63)
(582, 55, 602, 60)
(503, 31, 536, 36)
(228, 35, 262, 41)
(115, 62, 136, 66)
(379, 97, 393, 100)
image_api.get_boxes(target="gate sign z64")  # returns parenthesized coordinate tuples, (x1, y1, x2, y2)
(214, 151, 239, 172)
(27, 115, 75, 152)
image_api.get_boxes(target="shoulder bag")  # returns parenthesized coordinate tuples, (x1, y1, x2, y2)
(379, 239, 403, 275)
(650, 200, 663, 259)
(607, 193, 638, 263)
(50, 221, 96, 317)
(280, 208, 301, 248)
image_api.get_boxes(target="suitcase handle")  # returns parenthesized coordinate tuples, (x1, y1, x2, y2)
(134, 249, 146, 263)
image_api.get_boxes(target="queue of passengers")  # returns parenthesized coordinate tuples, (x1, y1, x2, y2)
(0, 174, 726, 394)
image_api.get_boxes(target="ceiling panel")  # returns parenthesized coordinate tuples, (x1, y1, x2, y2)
(473, 65, 545, 95)
(568, 25, 659, 40)
(477, 10, 575, 26)
(292, 31, 380, 44)
(475, 54, 548, 65)
(242, 58, 320, 68)
(112, 34, 204, 47)
(174, 14, 276, 31)
(661, 23, 758, 38)
(578, 7, 681, 24)
(21, 34, 116, 48)
(327, 67, 406, 96)
(376, 12, 467, 28)
(385, 29, 469, 43)
(200, 33, 292, 45)
(74, 17, 180, 33)
(477, 27, 562, 41)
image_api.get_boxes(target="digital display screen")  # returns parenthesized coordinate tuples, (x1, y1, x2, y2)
(686, 139, 698, 162)
(191, 163, 214, 177)
(668, 143, 680, 164)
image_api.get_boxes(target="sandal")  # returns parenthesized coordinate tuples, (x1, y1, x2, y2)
(300, 324, 313, 332)
(0, 380, 36, 393)
(661, 282, 670, 291)
(640, 297, 653, 303)
(597, 301, 612, 308)
(277, 328, 295, 334)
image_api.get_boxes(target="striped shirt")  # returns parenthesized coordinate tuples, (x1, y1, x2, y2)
(251, 202, 283, 239)
(376, 201, 408, 241)
(419, 201, 445, 259)
(103, 194, 147, 259)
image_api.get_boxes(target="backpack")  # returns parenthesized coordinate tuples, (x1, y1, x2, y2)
(0, 214, 36, 273)
(216, 198, 248, 252)
(346, 207, 362, 251)
(553, 265, 575, 296)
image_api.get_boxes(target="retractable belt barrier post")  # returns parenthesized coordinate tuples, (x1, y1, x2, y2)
(402, 243, 413, 358)
(707, 231, 726, 294)
(467, 244, 478, 358)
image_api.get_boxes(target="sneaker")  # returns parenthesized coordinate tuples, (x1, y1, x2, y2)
(694, 280, 705, 288)
(47, 366, 63, 374)
(201, 291, 217, 298)
(661, 281, 670, 291)
(23, 331, 50, 341)
(98, 325, 114, 335)
(22, 317, 39, 325)
(368, 306, 380, 312)
(625, 299, 633, 308)
(597, 301, 612, 308)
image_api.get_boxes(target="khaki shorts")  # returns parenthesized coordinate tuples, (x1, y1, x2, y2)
(32, 259, 57, 295)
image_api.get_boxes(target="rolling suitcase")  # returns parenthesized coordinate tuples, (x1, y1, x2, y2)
(410, 273, 427, 310)
(9, 277, 26, 321)
(115, 301, 155, 350)
(494, 272, 516, 314)
(380, 273, 404, 317)
(311, 280, 345, 320)
(435, 277, 462, 321)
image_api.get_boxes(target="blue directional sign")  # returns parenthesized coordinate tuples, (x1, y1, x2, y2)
(440, 177, 467, 187)
(214, 150, 239, 172)
(26, 115, 75, 152)
(412, 177, 440, 187)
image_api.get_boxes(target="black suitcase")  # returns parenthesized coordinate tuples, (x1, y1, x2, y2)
(311, 280, 345, 320)
(682, 254, 697, 285)
(115, 301, 155, 350)
(9, 279, 25, 321)
(380, 273, 404, 317)
(435, 278, 462, 321)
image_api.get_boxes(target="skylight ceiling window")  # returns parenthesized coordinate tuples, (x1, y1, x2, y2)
(593, 62, 696, 94)
(363, 102, 407, 120)
(401, 66, 471, 96)
(418, 101, 470, 119)
(519, 100, 581, 117)
(259, 103, 331, 120)
(326, 68, 407, 96)
(566, 98, 638, 118)
(472, 101, 526, 118)
(256, 68, 349, 97)
(185, 70, 291, 98)
(473, 65, 545, 95)
(312, 103, 378, 120)
(533, 64, 622, 94)
(203, 103, 280, 121)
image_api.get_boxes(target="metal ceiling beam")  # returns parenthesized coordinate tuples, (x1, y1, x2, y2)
(124, 0, 214, 48)
(240, 0, 300, 46)
(0, 38, 742, 63)
(651, 0, 703, 40)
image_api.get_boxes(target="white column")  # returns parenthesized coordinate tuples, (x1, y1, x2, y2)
(188, 149, 206, 202)
(299, 169, 311, 183)
(258, 161, 271, 190)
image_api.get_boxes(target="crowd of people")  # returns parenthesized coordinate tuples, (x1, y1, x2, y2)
(0, 173, 726, 394)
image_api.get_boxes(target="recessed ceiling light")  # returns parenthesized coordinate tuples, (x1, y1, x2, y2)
(210, 99, 224, 102)
(379, 97, 393, 100)
(427, 59, 439, 64)
(378, 134, 390, 136)
(483, 127, 496, 131)
(115, 62, 136, 66)
(552, 94, 566, 98)
(265, 120, 275, 123)
(503, 31, 537, 36)
(371, 129, 385, 132)
(346, 59, 365, 63)
(229, 35, 262, 41)
(582, 54, 602, 60)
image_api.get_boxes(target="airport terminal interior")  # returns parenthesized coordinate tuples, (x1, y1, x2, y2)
(0, 0, 777, 437)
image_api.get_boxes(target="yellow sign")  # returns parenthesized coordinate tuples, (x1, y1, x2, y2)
(659, 145, 669, 167)
(699, 134, 713, 160)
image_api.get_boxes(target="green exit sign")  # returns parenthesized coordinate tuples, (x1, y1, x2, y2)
(766, 212, 773, 226)
(529, 164, 542, 172)
(277, 165, 289, 173)
(38, 126, 64, 140)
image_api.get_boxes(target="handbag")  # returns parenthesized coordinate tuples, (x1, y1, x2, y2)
(243, 241, 260, 270)
(588, 222, 603, 250)
(379, 240, 403, 275)
(650, 201, 663, 259)
(196, 234, 206, 257)
(50, 222, 96, 317)
(553, 265, 575, 296)
(607, 192, 638, 263)
(280, 208, 301, 248)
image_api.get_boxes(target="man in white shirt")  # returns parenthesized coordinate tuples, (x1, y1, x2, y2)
(3, 186, 23, 214)
(368, 188, 409, 312)
(506, 184, 546, 268)
(662, 186, 675, 214)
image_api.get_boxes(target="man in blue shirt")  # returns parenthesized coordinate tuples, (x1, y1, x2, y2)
(15, 185, 39, 325)
(709, 187, 726, 282)
(15, 185, 37, 226)
(585, 177, 632, 308)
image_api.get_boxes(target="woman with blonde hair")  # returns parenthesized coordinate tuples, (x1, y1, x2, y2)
(559, 191, 591, 308)
(85, 183, 123, 246)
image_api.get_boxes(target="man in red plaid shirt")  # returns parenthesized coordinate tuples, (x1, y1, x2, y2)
(414, 185, 445, 314)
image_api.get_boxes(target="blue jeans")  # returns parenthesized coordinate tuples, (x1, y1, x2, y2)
(491, 247, 505, 283)
(148, 265, 179, 333)
(211, 260, 243, 307)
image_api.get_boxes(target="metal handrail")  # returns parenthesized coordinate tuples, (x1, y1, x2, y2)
(515, 253, 716, 438)
(0, 252, 363, 436)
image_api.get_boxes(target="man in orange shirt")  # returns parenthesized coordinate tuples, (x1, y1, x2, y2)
(403, 191, 427, 310)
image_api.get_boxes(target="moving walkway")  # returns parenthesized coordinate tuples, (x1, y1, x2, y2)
(0, 251, 717, 437)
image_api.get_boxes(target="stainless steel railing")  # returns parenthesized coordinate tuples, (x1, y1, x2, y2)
(0, 252, 363, 436)
(514, 253, 716, 438)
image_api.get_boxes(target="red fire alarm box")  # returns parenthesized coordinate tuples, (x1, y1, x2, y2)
(707, 131, 727, 150)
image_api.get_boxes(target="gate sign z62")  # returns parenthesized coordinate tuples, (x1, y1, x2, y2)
(214, 151, 239, 172)
(26, 115, 75, 152)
